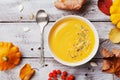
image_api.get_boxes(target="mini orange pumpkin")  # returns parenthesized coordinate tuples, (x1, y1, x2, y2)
(0, 42, 21, 70)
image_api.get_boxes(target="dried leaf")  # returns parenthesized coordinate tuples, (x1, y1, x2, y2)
(102, 48, 114, 58)
(101, 48, 120, 78)
(109, 28, 120, 43)
(112, 49, 120, 57)
(98, 0, 112, 15)
(20, 64, 35, 80)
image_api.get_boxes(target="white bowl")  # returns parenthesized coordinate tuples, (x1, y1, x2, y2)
(48, 15, 99, 67)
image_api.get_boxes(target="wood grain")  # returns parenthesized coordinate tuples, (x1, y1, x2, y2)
(0, 0, 118, 80)
(0, 22, 115, 58)
(0, 0, 110, 22)
(0, 58, 113, 80)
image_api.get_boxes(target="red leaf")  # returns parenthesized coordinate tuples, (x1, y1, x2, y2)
(98, 0, 112, 15)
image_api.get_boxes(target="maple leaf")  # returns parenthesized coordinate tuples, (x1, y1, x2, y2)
(101, 48, 120, 78)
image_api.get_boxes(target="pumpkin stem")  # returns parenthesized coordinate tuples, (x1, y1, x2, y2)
(2, 56, 8, 61)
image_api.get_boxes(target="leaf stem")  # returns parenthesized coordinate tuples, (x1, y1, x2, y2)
(112, 74, 114, 80)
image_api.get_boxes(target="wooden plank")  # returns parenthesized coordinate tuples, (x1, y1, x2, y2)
(0, 58, 113, 80)
(0, 0, 110, 22)
(114, 75, 120, 80)
(0, 23, 41, 57)
(0, 22, 115, 58)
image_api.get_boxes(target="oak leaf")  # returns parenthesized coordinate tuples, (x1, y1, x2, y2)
(101, 48, 120, 78)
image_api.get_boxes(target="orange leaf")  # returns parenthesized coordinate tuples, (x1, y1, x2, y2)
(20, 64, 35, 80)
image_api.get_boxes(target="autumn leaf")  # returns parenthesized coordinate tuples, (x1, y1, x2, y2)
(110, 0, 120, 29)
(20, 64, 35, 80)
(98, 0, 112, 15)
(109, 28, 120, 43)
(101, 48, 120, 78)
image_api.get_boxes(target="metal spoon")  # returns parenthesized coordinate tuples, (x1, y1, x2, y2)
(36, 10, 49, 67)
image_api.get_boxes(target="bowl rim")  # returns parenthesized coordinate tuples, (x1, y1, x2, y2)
(48, 15, 99, 67)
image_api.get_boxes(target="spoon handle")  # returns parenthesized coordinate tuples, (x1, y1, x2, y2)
(40, 30, 45, 68)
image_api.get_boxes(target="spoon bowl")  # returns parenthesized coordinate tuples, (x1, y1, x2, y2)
(36, 10, 49, 32)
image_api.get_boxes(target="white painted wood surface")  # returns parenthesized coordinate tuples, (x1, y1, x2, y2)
(0, 58, 113, 80)
(0, 0, 110, 21)
(0, 0, 119, 80)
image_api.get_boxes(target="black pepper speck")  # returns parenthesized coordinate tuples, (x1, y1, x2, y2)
(44, 64, 48, 67)
(31, 48, 34, 51)
(38, 47, 41, 50)
(85, 73, 88, 76)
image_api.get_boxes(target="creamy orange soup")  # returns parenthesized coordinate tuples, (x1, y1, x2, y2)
(49, 18, 95, 63)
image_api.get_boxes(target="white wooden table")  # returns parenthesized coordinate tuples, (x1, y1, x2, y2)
(0, 0, 119, 80)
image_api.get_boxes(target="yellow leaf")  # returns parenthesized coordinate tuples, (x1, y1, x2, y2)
(109, 28, 120, 43)
(117, 22, 120, 28)
(110, 6, 120, 14)
(110, 14, 120, 25)
(113, 0, 120, 6)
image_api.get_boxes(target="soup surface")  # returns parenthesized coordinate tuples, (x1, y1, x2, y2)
(49, 18, 95, 63)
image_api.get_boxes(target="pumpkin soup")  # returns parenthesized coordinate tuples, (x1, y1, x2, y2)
(49, 18, 96, 63)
